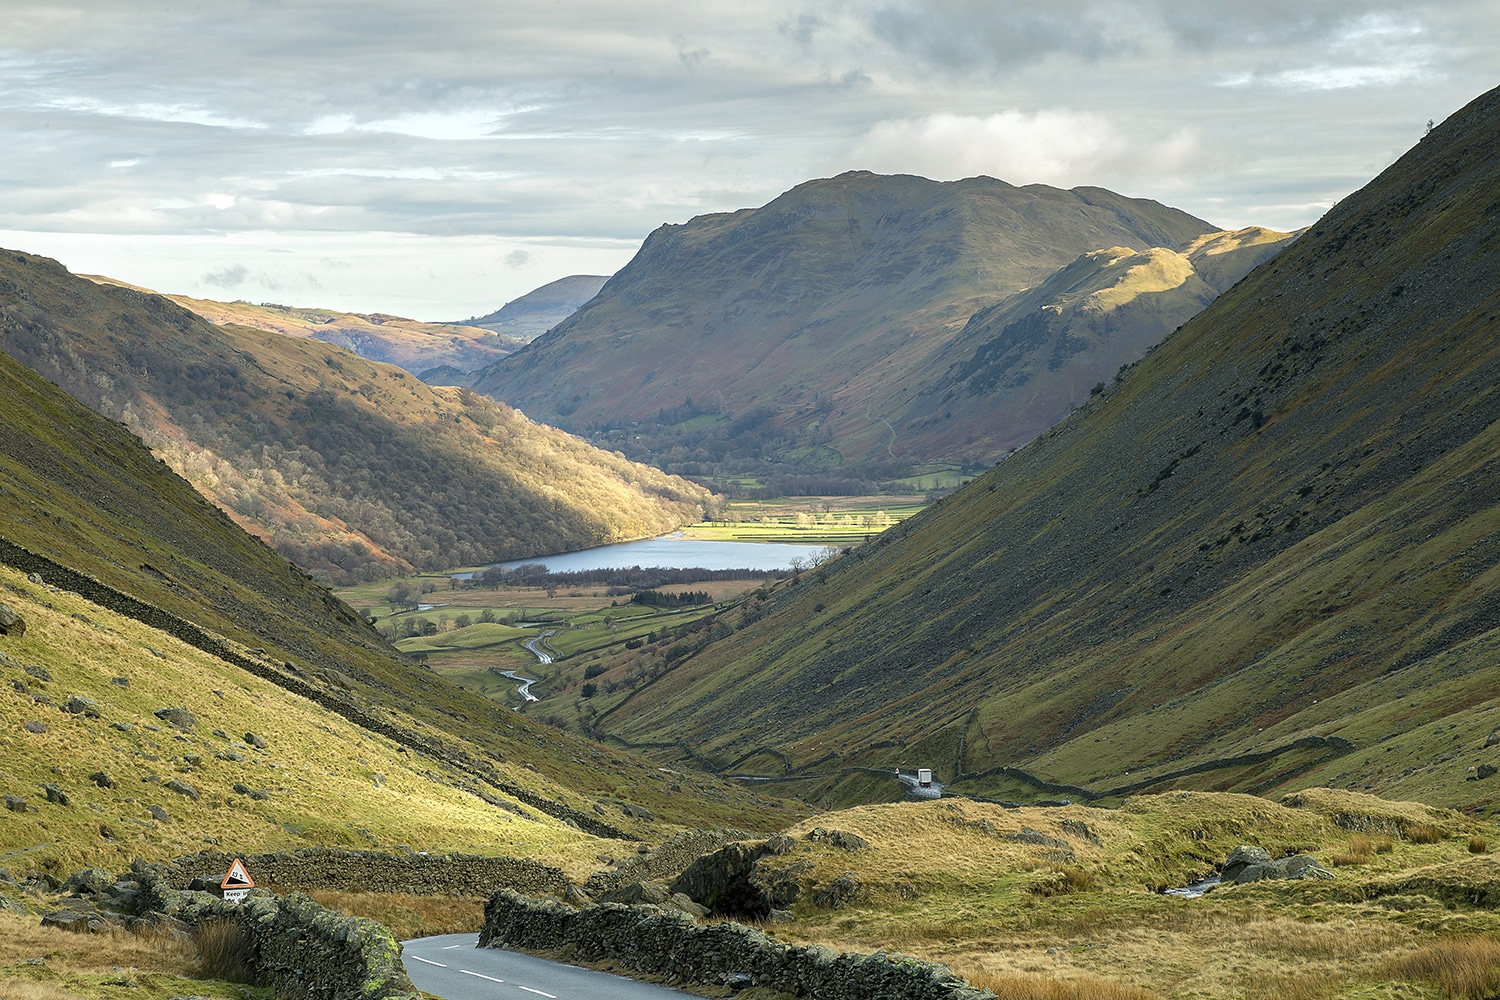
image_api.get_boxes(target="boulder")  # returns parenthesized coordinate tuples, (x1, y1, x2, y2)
(89, 771, 114, 788)
(164, 779, 200, 801)
(66, 868, 115, 895)
(806, 828, 869, 851)
(1221, 845, 1273, 882)
(0, 602, 25, 638)
(811, 872, 861, 909)
(1479, 764, 1498, 780)
(41, 782, 70, 806)
(64, 696, 102, 718)
(244, 731, 269, 748)
(154, 707, 196, 731)
(597, 880, 671, 906)
(23, 663, 51, 683)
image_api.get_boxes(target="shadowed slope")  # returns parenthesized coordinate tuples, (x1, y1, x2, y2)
(592, 85, 1500, 810)
(2, 252, 711, 584)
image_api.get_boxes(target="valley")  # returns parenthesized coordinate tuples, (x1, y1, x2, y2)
(0, 60, 1498, 1000)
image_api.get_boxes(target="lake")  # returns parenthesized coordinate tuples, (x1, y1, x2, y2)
(486, 535, 831, 574)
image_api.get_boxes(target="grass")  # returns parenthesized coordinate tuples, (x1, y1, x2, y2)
(307, 889, 485, 940)
(0, 912, 266, 1000)
(680, 497, 925, 545)
(1384, 937, 1500, 999)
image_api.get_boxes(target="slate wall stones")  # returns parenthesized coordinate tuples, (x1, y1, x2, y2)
(479, 889, 996, 1000)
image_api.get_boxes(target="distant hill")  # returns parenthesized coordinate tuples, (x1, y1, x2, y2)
(456, 274, 611, 341)
(96, 286, 525, 376)
(577, 85, 1500, 812)
(469, 173, 1289, 480)
(0, 330, 790, 873)
(2, 253, 712, 584)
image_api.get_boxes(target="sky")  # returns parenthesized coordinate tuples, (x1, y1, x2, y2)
(2, 1, 1496, 320)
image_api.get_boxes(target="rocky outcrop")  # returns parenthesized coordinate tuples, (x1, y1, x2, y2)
(0, 601, 25, 637)
(1221, 845, 1335, 885)
(480, 889, 994, 1000)
(585, 827, 752, 896)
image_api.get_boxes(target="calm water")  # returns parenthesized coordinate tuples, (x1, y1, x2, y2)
(487, 534, 830, 574)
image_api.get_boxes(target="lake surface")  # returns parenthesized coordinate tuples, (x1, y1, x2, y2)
(487, 535, 830, 574)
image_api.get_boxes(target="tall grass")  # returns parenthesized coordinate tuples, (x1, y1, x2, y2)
(1384, 937, 1500, 999)
(966, 969, 1163, 1000)
(194, 917, 254, 983)
(307, 889, 485, 940)
(1402, 822, 1446, 844)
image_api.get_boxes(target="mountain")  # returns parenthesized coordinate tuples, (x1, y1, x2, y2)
(1, 253, 713, 584)
(457, 274, 611, 341)
(469, 173, 1289, 480)
(0, 339, 794, 875)
(93, 283, 524, 376)
(900, 227, 1296, 457)
(575, 85, 1500, 812)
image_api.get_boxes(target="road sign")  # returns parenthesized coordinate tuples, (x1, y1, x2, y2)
(219, 857, 255, 900)
(222, 887, 251, 903)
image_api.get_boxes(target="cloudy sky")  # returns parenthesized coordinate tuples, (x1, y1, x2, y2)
(2, 1, 1496, 319)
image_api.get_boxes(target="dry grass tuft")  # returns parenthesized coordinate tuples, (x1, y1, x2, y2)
(1240, 971, 1344, 1000)
(1403, 822, 1446, 844)
(0, 912, 193, 971)
(194, 918, 253, 983)
(1468, 835, 1488, 854)
(1329, 834, 1375, 867)
(1027, 863, 1098, 897)
(1374, 836, 1395, 854)
(967, 969, 1163, 1000)
(1384, 936, 1500, 999)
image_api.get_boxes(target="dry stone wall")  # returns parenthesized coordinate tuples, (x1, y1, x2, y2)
(480, 889, 996, 1000)
(162, 848, 568, 898)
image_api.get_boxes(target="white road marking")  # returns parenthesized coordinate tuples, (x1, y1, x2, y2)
(460, 969, 506, 984)
(410, 956, 447, 967)
(442, 944, 464, 950)
(517, 988, 557, 998)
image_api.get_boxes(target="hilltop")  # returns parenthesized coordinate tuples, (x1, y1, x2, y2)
(1, 252, 712, 584)
(569, 85, 1500, 813)
(456, 274, 611, 341)
(470, 172, 1292, 482)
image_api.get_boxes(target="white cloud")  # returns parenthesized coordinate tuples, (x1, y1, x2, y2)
(43, 96, 264, 130)
(847, 110, 1200, 188)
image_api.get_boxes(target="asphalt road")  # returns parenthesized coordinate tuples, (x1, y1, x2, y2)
(402, 933, 697, 1000)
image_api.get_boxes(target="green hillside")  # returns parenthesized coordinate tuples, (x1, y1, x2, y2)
(580, 85, 1500, 814)
(0, 252, 712, 584)
(0, 339, 796, 876)
(469, 174, 1291, 485)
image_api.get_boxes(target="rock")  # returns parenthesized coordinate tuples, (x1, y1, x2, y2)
(598, 881, 671, 906)
(244, 731, 268, 748)
(5, 794, 29, 812)
(721, 972, 756, 991)
(41, 909, 112, 933)
(146, 805, 170, 822)
(812, 872, 861, 909)
(232, 783, 269, 801)
(564, 884, 592, 906)
(111, 676, 130, 687)
(42, 782, 70, 806)
(805, 828, 868, 851)
(766, 908, 795, 923)
(64, 696, 102, 718)
(668, 892, 709, 919)
(164, 779, 200, 801)
(1479, 764, 1498, 780)
(23, 663, 51, 683)
(765, 834, 796, 855)
(154, 707, 196, 731)
(66, 868, 115, 894)
(26, 573, 43, 585)
(0, 602, 25, 637)
(23, 721, 48, 734)
(1062, 818, 1104, 846)
(620, 802, 655, 821)
(1005, 827, 1072, 851)
(109, 721, 135, 733)
(1281, 855, 1336, 880)
(89, 771, 114, 789)
(1222, 845, 1273, 882)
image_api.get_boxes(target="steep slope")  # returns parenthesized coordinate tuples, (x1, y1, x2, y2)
(898, 227, 1296, 457)
(471, 172, 1219, 475)
(457, 274, 611, 341)
(0, 342, 796, 866)
(1, 253, 712, 584)
(589, 85, 1500, 811)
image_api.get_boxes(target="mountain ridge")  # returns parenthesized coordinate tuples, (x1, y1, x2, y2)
(574, 84, 1500, 811)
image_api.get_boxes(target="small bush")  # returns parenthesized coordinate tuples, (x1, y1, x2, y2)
(1028, 863, 1098, 897)
(194, 917, 253, 983)
(1330, 834, 1376, 866)
(1403, 822, 1445, 844)
(1469, 835, 1487, 854)
(1374, 836, 1395, 854)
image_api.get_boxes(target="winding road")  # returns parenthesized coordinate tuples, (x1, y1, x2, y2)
(499, 629, 556, 705)
(403, 934, 695, 1000)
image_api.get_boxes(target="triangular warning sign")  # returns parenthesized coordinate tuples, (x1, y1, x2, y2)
(220, 858, 255, 889)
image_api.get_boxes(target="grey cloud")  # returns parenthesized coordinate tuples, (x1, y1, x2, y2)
(502, 250, 533, 269)
(202, 264, 250, 288)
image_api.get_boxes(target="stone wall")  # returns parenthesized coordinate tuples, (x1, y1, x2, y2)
(163, 847, 568, 898)
(479, 889, 995, 1000)
(135, 862, 418, 999)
